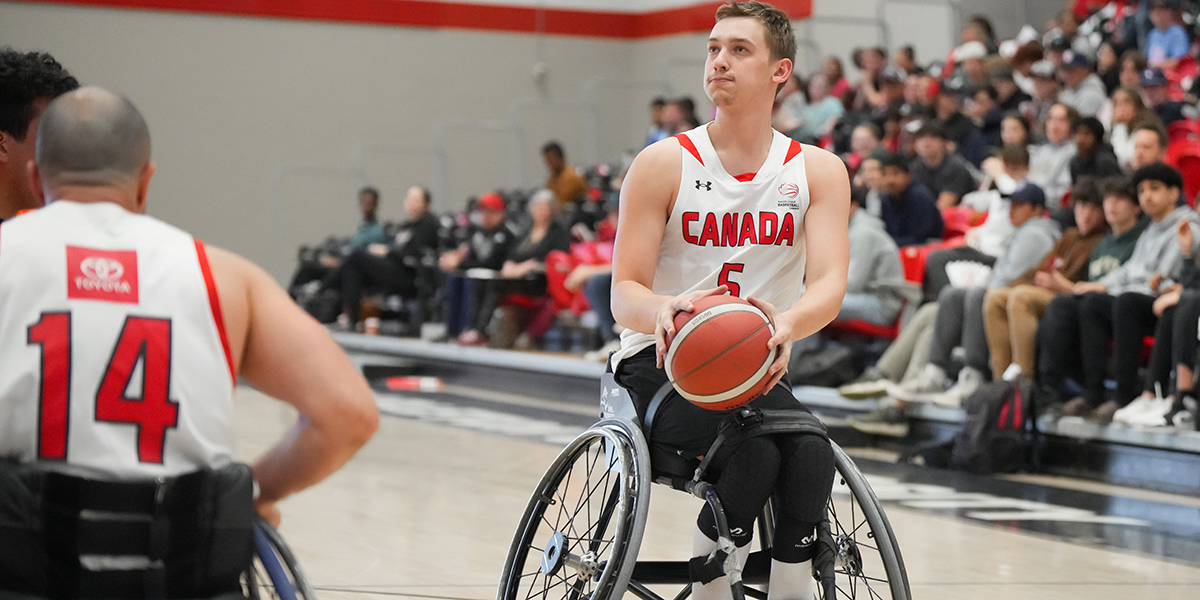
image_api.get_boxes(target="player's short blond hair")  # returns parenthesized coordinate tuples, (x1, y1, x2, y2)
(714, 1, 797, 65)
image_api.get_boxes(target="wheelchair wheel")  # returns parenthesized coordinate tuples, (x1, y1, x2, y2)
(820, 443, 910, 600)
(243, 518, 318, 600)
(498, 419, 652, 600)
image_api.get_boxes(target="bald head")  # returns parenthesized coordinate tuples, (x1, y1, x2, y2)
(35, 87, 150, 187)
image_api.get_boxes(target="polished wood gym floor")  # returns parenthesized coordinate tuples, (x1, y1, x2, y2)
(235, 386, 1200, 600)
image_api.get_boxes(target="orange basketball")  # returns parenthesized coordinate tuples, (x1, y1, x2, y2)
(665, 295, 775, 411)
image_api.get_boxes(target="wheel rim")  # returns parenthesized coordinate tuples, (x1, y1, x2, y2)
(504, 428, 636, 600)
(821, 476, 899, 600)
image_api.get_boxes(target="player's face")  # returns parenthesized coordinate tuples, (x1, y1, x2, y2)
(705, 17, 789, 108)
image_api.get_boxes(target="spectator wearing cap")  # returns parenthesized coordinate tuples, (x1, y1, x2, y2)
(1141, 67, 1187, 126)
(1070, 116, 1122, 182)
(990, 66, 1031, 114)
(838, 188, 906, 326)
(1058, 50, 1107, 117)
(1028, 103, 1079, 208)
(983, 177, 1112, 383)
(956, 41, 990, 88)
(878, 152, 945, 246)
(1131, 122, 1170, 170)
(1021, 60, 1059, 136)
(932, 81, 978, 149)
(791, 74, 846, 142)
(1146, 0, 1189, 69)
(1061, 163, 1200, 422)
(894, 181, 1061, 405)
(910, 123, 978, 209)
(439, 192, 519, 343)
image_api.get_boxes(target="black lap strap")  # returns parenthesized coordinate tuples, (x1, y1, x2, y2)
(642, 381, 675, 441)
(691, 408, 828, 489)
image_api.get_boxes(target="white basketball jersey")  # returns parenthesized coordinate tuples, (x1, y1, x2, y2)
(0, 201, 236, 481)
(612, 125, 811, 365)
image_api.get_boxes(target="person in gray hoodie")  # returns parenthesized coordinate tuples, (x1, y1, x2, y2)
(893, 181, 1061, 406)
(836, 188, 907, 326)
(1068, 163, 1200, 422)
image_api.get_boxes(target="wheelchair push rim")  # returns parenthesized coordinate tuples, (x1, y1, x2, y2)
(243, 518, 318, 600)
(498, 420, 651, 600)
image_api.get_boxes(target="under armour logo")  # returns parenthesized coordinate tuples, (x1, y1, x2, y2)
(696, 180, 712, 191)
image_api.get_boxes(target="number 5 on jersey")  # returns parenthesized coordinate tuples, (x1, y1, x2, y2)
(28, 312, 178, 464)
(718, 263, 745, 297)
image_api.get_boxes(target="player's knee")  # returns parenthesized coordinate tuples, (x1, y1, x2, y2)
(773, 518, 820, 563)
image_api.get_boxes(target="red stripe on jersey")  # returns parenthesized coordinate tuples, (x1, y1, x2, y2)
(674, 134, 704, 166)
(783, 140, 803, 165)
(194, 240, 236, 386)
(733, 173, 756, 182)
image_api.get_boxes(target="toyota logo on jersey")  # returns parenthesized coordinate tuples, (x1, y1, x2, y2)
(66, 246, 139, 304)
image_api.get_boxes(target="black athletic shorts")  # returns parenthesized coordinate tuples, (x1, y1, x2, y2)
(613, 345, 813, 458)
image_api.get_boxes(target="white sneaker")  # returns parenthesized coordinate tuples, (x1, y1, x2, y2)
(1112, 395, 1158, 425)
(934, 367, 985, 408)
(1001, 363, 1023, 382)
(1172, 397, 1197, 429)
(1131, 396, 1174, 427)
(889, 364, 947, 403)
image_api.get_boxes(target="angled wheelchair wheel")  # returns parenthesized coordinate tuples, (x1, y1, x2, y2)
(498, 418, 652, 600)
(819, 442, 910, 600)
(243, 518, 318, 600)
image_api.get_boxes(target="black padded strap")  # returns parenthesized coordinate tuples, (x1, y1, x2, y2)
(693, 408, 829, 485)
(642, 381, 675, 440)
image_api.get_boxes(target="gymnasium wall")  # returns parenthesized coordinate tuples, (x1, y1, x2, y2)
(0, 0, 989, 280)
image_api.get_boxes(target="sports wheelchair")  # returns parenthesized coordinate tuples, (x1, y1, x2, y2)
(498, 375, 909, 600)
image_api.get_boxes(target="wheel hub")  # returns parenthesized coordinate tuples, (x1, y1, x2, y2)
(541, 532, 603, 581)
(835, 534, 863, 576)
(541, 532, 566, 577)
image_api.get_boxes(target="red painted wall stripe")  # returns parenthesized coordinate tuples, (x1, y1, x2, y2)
(7, 0, 812, 39)
(194, 239, 237, 387)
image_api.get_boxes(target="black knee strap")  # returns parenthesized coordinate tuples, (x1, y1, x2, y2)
(691, 408, 828, 485)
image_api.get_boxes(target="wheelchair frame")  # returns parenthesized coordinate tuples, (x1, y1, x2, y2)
(244, 518, 317, 600)
(498, 375, 910, 600)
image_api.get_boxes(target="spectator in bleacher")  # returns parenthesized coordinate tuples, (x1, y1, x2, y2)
(955, 41, 990, 88)
(1020, 60, 1059, 137)
(440, 192, 519, 344)
(1141, 67, 1187, 126)
(1131, 122, 1170, 170)
(853, 149, 887, 217)
(289, 186, 388, 294)
(931, 82, 977, 150)
(1054, 164, 1199, 422)
(878, 152, 945, 246)
(772, 74, 807, 135)
(823, 56, 851, 103)
(1000, 112, 1033, 148)
(990, 66, 1031, 114)
(569, 196, 620, 360)
(1028, 103, 1078, 208)
(334, 186, 440, 328)
(983, 179, 1110, 383)
(660, 100, 686, 136)
(1058, 50, 1108, 117)
(894, 181, 1060, 405)
(792, 74, 845, 143)
(910, 122, 977, 209)
(480, 190, 571, 348)
(837, 188, 906, 326)
(543, 141, 589, 212)
(1145, 0, 1189, 69)
(960, 85, 1004, 166)
(851, 46, 888, 112)
(845, 122, 882, 179)
(1119, 49, 1149, 89)
(1011, 42, 1046, 96)
(1070, 116, 1123, 182)
(645, 97, 668, 147)
(894, 45, 917, 76)
(1096, 41, 1122, 95)
(1107, 87, 1160, 169)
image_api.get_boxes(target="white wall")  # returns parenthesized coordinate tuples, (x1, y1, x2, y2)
(0, 0, 977, 280)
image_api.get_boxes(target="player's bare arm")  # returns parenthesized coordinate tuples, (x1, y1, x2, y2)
(747, 145, 849, 389)
(207, 246, 379, 524)
(611, 138, 727, 367)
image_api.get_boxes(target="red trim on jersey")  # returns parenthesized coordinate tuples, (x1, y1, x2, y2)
(194, 239, 236, 386)
(733, 172, 756, 182)
(783, 140, 803, 165)
(673, 134, 704, 166)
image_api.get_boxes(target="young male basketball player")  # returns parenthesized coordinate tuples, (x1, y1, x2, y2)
(610, 3, 849, 600)
(0, 88, 377, 552)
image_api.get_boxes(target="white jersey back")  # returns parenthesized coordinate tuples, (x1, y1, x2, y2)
(0, 201, 236, 481)
(613, 125, 811, 365)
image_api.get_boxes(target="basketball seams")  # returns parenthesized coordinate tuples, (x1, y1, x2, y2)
(665, 299, 776, 407)
(665, 302, 766, 380)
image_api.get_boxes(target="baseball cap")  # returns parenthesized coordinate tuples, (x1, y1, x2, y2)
(1030, 60, 1056, 79)
(1008, 181, 1046, 207)
(1141, 67, 1168, 87)
(1047, 35, 1071, 53)
(955, 41, 987, 62)
(1060, 49, 1090, 70)
(478, 192, 507, 212)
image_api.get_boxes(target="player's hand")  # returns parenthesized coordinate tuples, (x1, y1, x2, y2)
(745, 296, 790, 391)
(256, 499, 281, 527)
(655, 286, 728, 368)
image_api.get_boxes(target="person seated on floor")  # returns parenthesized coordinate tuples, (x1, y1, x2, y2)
(479, 190, 571, 348)
(910, 122, 979, 209)
(1114, 216, 1200, 429)
(982, 178, 1115, 384)
(289, 186, 388, 295)
(878, 151, 945, 246)
(1040, 163, 1200, 423)
(440, 192, 519, 344)
(334, 185, 440, 329)
(835, 187, 906, 327)
(893, 181, 1061, 406)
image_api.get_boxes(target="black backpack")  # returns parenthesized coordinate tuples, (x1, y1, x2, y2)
(947, 379, 1034, 474)
(788, 342, 862, 388)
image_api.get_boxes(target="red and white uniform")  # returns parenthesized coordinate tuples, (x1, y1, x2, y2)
(0, 201, 236, 481)
(612, 125, 810, 366)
